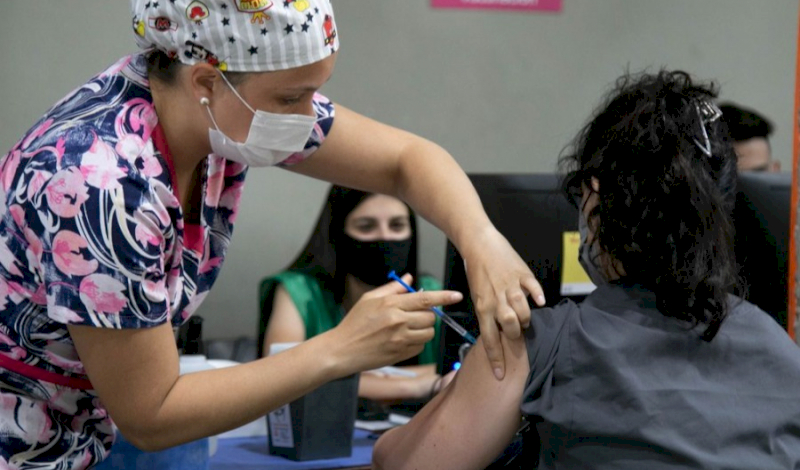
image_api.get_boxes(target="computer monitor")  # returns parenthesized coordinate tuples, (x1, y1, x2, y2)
(437, 171, 793, 374)
(733, 172, 791, 329)
(438, 173, 584, 374)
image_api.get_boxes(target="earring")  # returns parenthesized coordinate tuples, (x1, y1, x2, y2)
(200, 97, 210, 106)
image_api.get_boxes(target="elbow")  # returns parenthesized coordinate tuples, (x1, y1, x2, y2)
(115, 422, 173, 452)
(118, 430, 165, 453)
(372, 440, 388, 470)
(372, 432, 397, 470)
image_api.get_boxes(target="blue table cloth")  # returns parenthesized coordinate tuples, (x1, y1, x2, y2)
(209, 429, 377, 470)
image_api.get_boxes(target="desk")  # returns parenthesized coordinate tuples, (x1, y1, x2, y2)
(209, 429, 377, 470)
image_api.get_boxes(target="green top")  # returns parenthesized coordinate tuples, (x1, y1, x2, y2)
(259, 271, 443, 364)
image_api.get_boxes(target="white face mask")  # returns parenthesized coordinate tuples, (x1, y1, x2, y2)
(202, 73, 316, 167)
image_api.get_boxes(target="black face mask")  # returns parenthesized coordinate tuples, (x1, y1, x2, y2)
(339, 235, 412, 286)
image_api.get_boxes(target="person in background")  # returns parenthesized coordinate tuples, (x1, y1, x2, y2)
(0, 0, 542, 467)
(719, 102, 779, 172)
(722, 100, 788, 326)
(373, 70, 800, 470)
(259, 185, 446, 403)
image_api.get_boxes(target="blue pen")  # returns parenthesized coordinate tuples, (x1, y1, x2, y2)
(387, 271, 477, 344)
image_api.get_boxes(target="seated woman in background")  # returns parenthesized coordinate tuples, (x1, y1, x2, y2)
(373, 70, 800, 469)
(258, 185, 444, 402)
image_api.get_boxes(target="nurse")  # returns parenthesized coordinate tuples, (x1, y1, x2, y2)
(0, 0, 542, 468)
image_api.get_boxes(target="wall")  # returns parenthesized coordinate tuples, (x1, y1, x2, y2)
(1, 1, 796, 339)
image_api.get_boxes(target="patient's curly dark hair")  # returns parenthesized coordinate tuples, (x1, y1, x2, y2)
(560, 70, 740, 341)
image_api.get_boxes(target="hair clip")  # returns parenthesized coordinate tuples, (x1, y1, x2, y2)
(693, 100, 722, 157)
(697, 100, 723, 124)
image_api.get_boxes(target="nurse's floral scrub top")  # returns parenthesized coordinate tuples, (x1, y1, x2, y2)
(0, 54, 334, 469)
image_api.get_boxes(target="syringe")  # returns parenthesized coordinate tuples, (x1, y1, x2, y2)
(387, 271, 477, 345)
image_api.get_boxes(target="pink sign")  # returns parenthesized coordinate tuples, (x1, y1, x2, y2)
(431, 0, 561, 12)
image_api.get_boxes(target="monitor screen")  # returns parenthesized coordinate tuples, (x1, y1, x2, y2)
(733, 172, 791, 329)
(438, 173, 585, 374)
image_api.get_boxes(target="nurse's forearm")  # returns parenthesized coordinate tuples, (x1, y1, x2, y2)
(142, 336, 345, 450)
(392, 139, 495, 256)
(71, 279, 453, 452)
(70, 322, 351, 452)
(286, 105, 494, 255)
(120, 334, 348, 451)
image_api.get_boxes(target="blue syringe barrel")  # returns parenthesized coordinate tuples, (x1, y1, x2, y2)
(387, 271, 477, 345)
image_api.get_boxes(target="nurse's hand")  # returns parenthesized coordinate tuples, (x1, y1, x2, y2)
(460, 226, 544, 380)
(328, 274, 463, 375)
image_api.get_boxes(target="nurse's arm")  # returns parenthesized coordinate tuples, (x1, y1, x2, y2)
(288, 104, 544, 379)
(372, 334, 529, 470)
(68, 322, 342, 451)
(67, 280, 458, 451)
(288, 104, 490, 250)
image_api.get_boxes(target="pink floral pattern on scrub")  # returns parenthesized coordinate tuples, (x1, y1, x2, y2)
(0, 53, 334, 469)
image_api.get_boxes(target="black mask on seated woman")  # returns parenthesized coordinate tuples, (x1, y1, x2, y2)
(340, 235, 412, 286)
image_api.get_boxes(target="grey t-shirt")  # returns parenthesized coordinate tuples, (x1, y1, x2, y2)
(521, 283, 800, 469)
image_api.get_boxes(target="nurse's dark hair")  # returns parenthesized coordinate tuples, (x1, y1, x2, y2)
(560, 69, 740, 341)
(144, 49, 249, 86)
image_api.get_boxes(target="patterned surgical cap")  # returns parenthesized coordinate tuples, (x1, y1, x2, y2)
(131, 0, 339, 72)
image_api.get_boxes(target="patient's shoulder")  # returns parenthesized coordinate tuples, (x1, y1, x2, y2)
(526, 299, 578, 336)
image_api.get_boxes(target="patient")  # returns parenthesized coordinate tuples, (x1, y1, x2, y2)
(373, 70, 800, 469)
(258, 185, 444, 403)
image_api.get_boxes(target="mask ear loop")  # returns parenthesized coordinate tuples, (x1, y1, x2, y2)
(200, 97, 222, 131)
(216, 71, 257, 115)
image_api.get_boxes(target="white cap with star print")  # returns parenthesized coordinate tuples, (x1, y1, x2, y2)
(131, 0, 338, 72)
